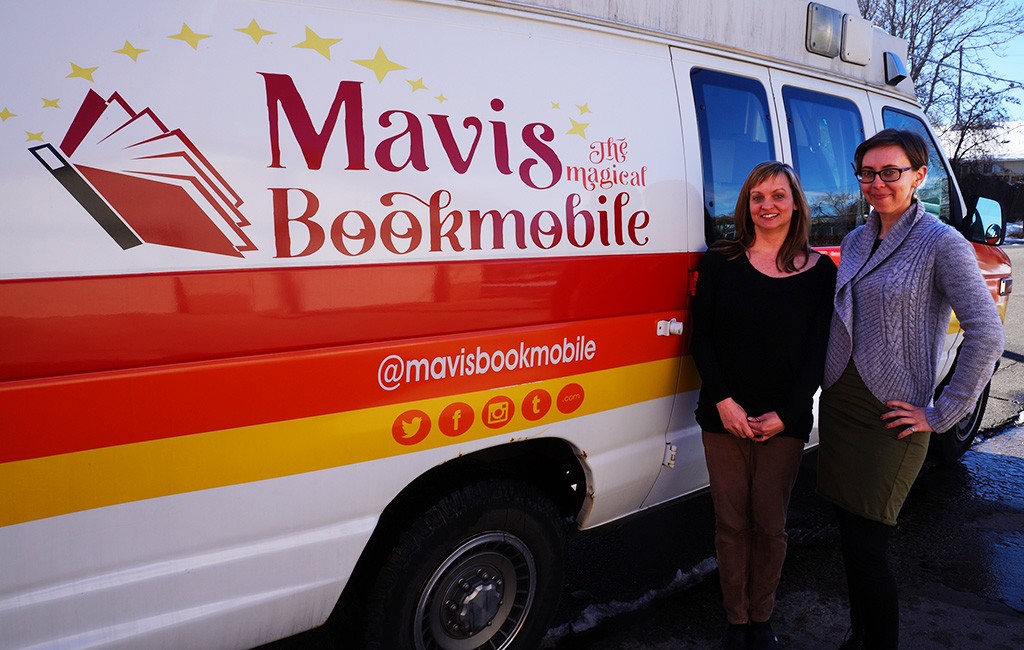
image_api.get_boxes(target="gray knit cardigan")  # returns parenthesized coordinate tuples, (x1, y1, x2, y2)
(824, 200, 1004, 433)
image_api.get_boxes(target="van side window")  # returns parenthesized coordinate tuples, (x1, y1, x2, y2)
(782, 86, 866, 246)
(691, 69, 775, 243)
(882, 109, 960, 225)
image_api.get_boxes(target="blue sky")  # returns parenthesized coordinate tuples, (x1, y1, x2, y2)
(974, 30, 1024, 121)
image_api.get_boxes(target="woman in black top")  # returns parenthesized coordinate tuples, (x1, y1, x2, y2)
(691, 161, 837, 650)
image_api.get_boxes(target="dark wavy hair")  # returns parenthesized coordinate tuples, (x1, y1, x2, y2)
(710, 161, 812, 273)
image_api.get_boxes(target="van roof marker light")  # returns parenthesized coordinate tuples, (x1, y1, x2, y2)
(884, 51, 908, 86)
(806, 2, 842, 58)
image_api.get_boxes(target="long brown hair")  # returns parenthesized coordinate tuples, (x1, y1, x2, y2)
(710, 161, 812, 273)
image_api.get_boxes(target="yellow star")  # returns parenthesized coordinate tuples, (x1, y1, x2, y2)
(294, 26, 340, 59)
(435, 93, 448, 103)
(169, 24, 211, 50)
(0, 107, 16, 121)
(66, 62, 98, 82)
(41, 98, 60, 109)
(407, 77, 428, 92)
(551, 101, 561, 109)
(353, 47, 406, 83)
(115, 41, 148, 61)
(237, 19, 275, 44)
(566, 118, 589, 138)
(26, 131, 44, 142)
(576, 103, 592, 115)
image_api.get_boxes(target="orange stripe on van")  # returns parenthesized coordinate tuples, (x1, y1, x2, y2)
(0, 312, 688, 464)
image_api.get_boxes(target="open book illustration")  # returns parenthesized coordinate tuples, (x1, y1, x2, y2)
(29, 90, 256, 257)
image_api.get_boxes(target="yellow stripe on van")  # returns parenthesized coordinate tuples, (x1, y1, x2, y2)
(1, 358, 699, 527)
(949, 302, 1008, 334)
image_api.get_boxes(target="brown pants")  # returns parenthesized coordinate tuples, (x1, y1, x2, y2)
(702, 432, 805, 624)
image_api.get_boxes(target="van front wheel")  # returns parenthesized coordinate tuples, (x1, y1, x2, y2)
(366, 479, 566, 650)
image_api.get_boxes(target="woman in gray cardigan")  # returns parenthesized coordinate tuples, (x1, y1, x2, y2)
(817, 129, 1004, 650)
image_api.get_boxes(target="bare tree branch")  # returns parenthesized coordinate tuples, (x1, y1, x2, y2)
(859, 0, 1024, 162)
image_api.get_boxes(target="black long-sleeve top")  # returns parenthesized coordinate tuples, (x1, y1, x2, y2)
(691, 249, 837, 441)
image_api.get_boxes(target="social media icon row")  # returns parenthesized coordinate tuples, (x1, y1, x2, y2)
(392, 383, 585, 446)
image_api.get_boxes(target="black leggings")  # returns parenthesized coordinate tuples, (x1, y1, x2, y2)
(835, 506, 899, 649)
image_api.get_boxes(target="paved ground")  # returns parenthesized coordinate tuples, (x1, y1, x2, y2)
(548, 428, 1024, 649)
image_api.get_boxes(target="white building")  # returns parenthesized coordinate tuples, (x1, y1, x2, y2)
(988, 121, 1024, 184)
(945, 121, 1024, 184)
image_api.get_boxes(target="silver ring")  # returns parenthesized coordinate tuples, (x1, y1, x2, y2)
(909, 427, 916, 434)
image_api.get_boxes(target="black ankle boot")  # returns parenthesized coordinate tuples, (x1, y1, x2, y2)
(722, 623, 749, 650)
(838, 627, 864, 649)
(750, 620, 779, 650)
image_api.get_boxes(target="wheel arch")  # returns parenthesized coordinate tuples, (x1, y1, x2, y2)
(330, 437, 588, 630)
(929, 348, 998, 462)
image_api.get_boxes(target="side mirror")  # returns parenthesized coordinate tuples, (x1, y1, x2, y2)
(964, 196, 1005, 246)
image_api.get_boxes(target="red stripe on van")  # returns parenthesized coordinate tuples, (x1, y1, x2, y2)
(0, 253, 696, 383)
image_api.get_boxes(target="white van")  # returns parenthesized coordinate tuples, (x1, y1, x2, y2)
(0, 1, 1011, 648)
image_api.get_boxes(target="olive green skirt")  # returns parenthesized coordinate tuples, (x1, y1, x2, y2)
(817, 362, 930, 526)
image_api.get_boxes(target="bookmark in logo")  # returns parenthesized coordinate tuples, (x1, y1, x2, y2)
(30, 90, 255, 257)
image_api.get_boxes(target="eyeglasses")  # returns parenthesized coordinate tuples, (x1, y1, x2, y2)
(853, 165, 914, 184)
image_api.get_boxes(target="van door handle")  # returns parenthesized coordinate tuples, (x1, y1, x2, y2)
(656, 318, 684, 336)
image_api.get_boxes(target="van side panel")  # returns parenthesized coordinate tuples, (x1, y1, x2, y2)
(0, 1, 692, 647)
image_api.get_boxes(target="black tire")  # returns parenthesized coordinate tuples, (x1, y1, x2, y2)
(931, 380, 991, 463)
(364, 479, 566, 650)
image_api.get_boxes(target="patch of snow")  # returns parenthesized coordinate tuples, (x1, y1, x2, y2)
(541, 557, 717, 647)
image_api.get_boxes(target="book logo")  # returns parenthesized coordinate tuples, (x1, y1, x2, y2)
(29, 90, 255, 257)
